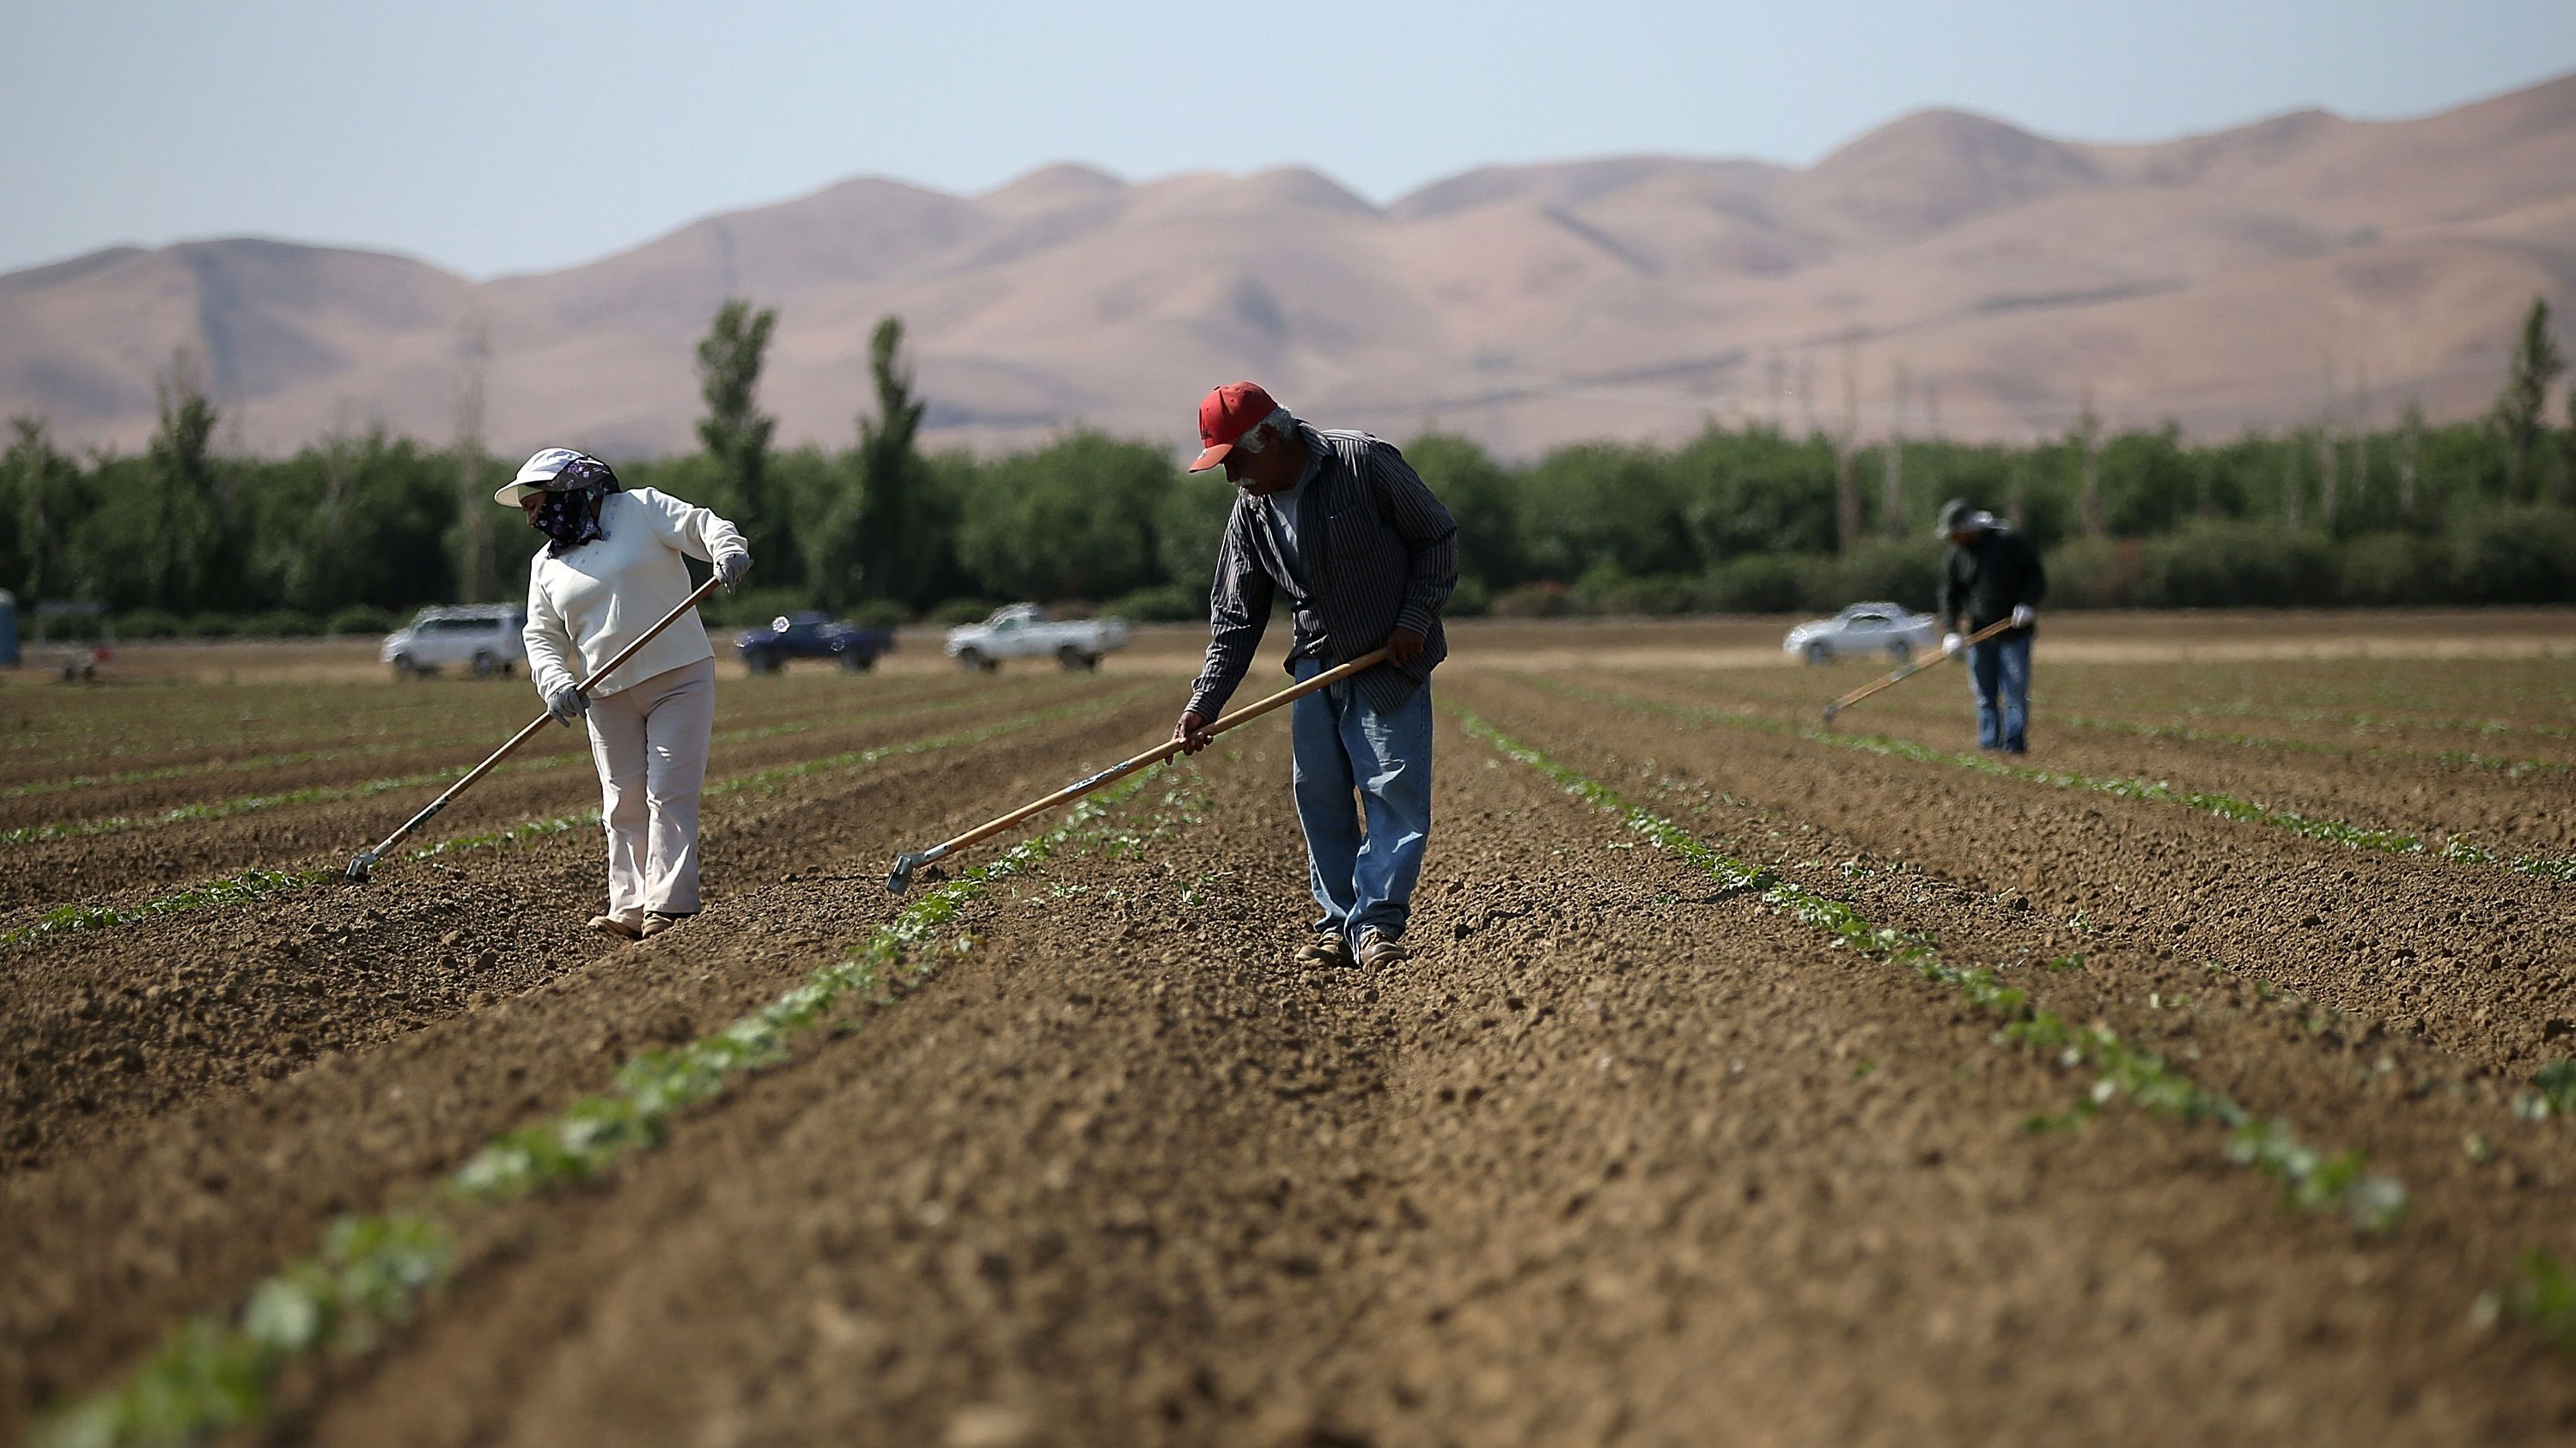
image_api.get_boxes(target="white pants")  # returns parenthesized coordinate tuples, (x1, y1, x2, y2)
(585, 657, 716, 925)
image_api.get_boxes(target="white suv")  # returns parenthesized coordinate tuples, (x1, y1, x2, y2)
(381, 605, 529, 679)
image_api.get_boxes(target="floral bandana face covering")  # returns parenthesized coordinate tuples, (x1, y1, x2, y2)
(531, 456, 620, 556)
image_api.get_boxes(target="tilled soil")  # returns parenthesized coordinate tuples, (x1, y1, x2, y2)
(0, 676, 1138, 1167)
(8, 647, 2576, 1446)
(1602, 666, 2576, 858)
(283, 711, 2576, 1446)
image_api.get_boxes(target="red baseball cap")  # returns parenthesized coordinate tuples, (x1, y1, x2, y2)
(1189, 381, 1278, 472)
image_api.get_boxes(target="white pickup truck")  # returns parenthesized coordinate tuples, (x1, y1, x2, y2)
(944, 605, 1129, 672)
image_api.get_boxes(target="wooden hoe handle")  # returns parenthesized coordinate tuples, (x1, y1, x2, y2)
(890, 647, 1394, 891)
(1822, 615, 2019, 721)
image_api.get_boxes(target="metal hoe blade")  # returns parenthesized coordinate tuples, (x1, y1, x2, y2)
(886, 851, 930, 897)
(344, 850, 379, 884)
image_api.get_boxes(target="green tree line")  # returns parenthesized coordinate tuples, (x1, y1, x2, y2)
(4, 298, 2573, 639)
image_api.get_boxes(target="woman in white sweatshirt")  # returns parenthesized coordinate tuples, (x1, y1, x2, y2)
(501, 448, 752, 940)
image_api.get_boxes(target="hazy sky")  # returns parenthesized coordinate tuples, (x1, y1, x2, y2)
(4, 0, 2570, 279)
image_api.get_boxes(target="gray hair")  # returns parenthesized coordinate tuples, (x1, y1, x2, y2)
(1233, 405, 1296, 453)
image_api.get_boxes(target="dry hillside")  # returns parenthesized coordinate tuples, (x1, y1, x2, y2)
(3, 72, 2571, 459)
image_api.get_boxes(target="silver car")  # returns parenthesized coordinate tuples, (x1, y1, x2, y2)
(380, 605, 529, 679)
(1783, 602, 1940, 666)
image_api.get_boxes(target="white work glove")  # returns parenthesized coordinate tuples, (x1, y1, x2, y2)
(545, 683, 589, 727)
(2011, 605, 2037, 629)
(1942, 632, 1964, 656)
(714, 551, 752, 594)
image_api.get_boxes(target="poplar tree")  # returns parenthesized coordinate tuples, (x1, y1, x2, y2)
(696, 298, 780, 561)
(2493, 296, 2563, 502)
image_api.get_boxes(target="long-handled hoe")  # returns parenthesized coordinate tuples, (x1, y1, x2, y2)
(886, 646, 1392, 895)
(344, 576, 723, 883)
(1820, 616, 2016, 726)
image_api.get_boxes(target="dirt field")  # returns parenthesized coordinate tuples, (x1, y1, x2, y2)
(4, 612, 2575, 1445)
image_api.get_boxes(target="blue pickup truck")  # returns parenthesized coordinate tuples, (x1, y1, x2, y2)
(734, 612, 897, 674)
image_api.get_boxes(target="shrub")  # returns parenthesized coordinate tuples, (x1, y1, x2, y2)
(326, 605, 399, 636)
(1702, 554, 1807, 614)
(1489, 581, 1573, 618)
(1800, 538, 1939, 612)
(186, 614, 241, 639)
(846, 599, 912, 628)
(928, 598, 1001, 627)
(2044, 537, 2150, 609)
(118, 608, 186, 639)
(1444, 575, 1491, 618)
(1572, 567, 1705, 617)
(2134, 521, 2335, 608)
(696, 586, 805, 630)
(2335, 532, 2445, 606)
(1104, 584, 1205, 623)
(2448, 507, 2576, 604)
(238, 610, 323, 638)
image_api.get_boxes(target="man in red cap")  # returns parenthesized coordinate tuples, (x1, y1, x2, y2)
(1174, 383, 1460, 969)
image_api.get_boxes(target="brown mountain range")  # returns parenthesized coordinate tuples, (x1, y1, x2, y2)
(4, 72, 2571, 460)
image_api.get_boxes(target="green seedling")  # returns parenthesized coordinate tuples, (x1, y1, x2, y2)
(2511, 1061, 2576, 1122)
(1533, 678, 2576, 881)
(1462, 709, 2408, 1236)
(2510, 1252, 2576, 1356)
(41, 753, 1208, 1448)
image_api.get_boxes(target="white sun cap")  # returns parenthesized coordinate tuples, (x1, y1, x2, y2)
(493, 447, 593, 506)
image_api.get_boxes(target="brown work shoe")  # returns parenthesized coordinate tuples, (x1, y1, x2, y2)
(588, 915, 641, 940)
(1295, 931, 1354, 968)
(1355, 928, 1410, 968)
(639, 911, 692, 939)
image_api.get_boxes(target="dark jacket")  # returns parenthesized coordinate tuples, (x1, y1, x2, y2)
(1937, 527, 2047, 637)
(1187, 424, 1460, 718)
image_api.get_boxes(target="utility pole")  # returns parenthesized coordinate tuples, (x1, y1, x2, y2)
(1765, 349, 1785, 431)
(1881, 362, 1909, 537)
(1836, 334, 1862, 552)
(453, 317, 492, 601)
(2316, 356, 2340, 531)
(1799, 351, 1818, 436)
(2076, 385, 2104, 537)
(2398, 394, 2424, 524)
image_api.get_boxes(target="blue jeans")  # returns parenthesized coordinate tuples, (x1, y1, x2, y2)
(1289, 654, 1434, 941)
(1968, 632, 2032, 751)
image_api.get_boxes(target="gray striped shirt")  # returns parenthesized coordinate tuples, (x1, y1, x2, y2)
(1187, 423, 1460, 718)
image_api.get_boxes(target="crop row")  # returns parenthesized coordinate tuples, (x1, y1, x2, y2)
(1, 673, 1027, 803)
(33, 763, 1207, 1447)
(1539, 678, 2576, 881)
(1460, 709, 2408, 1230)
(0, 683, 1019, 849)
(1471, 706, 2576, 1372)
(1700, 682, 2571, 780)
(0, 688, 1152, 948)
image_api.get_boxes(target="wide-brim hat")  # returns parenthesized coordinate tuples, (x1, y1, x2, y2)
(494, 447, 599, 505)
(1933, 497, 1996, 537)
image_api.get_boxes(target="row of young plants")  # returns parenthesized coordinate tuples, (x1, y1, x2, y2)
(1535, 711, 2576, 1360)
(0, 678, 1033, 847)
(1540, 678, 2576, 881)
(2, 665, 1014, 788)
(0, 689, 1150, 947)
(33, 761, 1209, 1448)
(1459, 709, 2410, 1232)
(2074, 695, 2576, 746)
(1692, 682, 2572, 780)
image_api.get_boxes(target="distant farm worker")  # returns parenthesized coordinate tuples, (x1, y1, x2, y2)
(1934, 496, 2046, 754)
(502, 449, 751, 940)
(1173, 383, 1460, 970)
